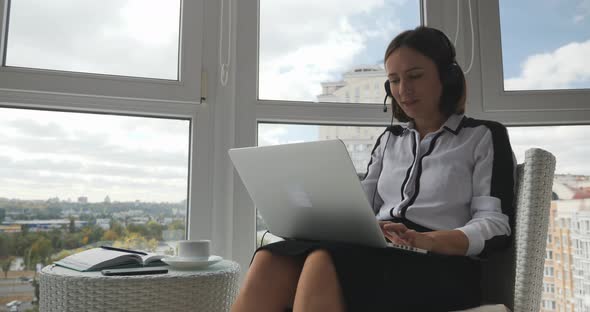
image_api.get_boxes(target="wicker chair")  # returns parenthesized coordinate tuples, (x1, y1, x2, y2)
(464, 148, 556, 312)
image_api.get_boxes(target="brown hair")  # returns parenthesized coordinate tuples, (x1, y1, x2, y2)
(384, 26, 466, 122)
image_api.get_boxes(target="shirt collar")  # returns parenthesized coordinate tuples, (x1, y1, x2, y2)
(403, 114, 465, 136)
(442, 114, 465, 135)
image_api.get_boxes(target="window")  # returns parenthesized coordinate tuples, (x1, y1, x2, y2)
(6, 0, 181, 80)
(477, 1, 590, 121)
(235, 0, 590, 291)
(0, 0, 213, 308)
(0, 0, 204, 102)
(0, 107, 190, 306)
(258, 0, 421, 103)
(498, 0, 590, 91)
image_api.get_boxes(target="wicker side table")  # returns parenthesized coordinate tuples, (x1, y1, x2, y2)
(39, 260, 240, 312)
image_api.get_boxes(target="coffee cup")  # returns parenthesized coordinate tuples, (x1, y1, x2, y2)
(177, 240, 210, 260)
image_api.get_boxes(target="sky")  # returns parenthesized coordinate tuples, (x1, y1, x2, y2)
(0, 0, 589, 202)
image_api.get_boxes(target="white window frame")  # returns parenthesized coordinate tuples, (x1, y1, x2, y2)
(474, 0, 590, 124)
(0, 0, 217, 250)
(232, 0, 590, 272)
(233, 0, 430, 271)
(0, 0, 204, 104)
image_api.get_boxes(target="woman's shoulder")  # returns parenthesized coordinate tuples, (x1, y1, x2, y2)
(461, 116, 508, 133)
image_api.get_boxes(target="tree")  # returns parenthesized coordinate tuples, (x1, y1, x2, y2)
(30, 237, 53, 265)
(0, 256, 14, 279)
(69, 216, 76, 233)
(101, 230, 119, 242)
(0, 208, 5, 223)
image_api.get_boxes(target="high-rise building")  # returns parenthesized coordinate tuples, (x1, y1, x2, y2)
(542, 200, 576, 312)
(572, 201, 590, 312)
(541, 176, 590, 312)
(317, 65, 388, 172)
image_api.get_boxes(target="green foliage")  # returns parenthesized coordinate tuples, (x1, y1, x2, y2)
(0, 256, 14, 278)
(167, 219, 186, 231)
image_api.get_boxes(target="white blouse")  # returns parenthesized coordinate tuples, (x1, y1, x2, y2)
(361, 114, 516, 256)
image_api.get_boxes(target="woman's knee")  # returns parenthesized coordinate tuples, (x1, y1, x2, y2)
(250, 250, 302, 276)
(305, 249, 335, 267)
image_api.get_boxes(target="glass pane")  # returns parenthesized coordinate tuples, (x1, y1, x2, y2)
(5, 0, 181, 80)
(259, 0, 421, 102)
(508, 125, 590, 312)
(256, 123, 386, 246)
(0, 108, 189, 308)
(499, 0, 590, 91)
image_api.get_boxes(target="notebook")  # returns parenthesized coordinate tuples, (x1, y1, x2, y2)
(229, 139, 427, 254)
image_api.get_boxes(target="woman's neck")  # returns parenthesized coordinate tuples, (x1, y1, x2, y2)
(414, 115, 446, 140)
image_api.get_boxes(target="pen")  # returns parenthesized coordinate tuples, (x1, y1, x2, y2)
(100, 245, 147, 256)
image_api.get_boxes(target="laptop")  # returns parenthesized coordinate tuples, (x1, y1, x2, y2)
(229, 139, 427, 254)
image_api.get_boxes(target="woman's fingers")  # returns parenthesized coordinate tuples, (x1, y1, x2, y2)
(383, 222, 408, 234)
(384, 231, 407, 245)
(378, 221, 391, 230)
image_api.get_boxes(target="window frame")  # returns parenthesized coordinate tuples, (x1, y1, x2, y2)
(233, 0, 428, 270)
(0, 0, 204, 104)
(0, 0, 215, 249)
(475, 0, 590, 124)
(233, 0, 590, 271)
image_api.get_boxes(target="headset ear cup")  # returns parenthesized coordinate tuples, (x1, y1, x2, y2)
(440, 64, 464, 114)
(384, 80, 392, 97)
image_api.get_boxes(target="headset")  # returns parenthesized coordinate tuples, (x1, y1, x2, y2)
(382, 28, 463, 116)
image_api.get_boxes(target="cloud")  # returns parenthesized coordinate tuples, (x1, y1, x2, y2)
(6, 0, 180, 79)
(574, 0, 590, 23)
(505, 39, 590, 90)
(257, 125, 288, 146)
(508, 126, 590, 175)
(6, 118, 68, 138)
(259, 0, 406, 101)
(0, 108, 189, 202)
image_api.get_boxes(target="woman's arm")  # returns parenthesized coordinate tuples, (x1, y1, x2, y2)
(381, 222, 468, 256)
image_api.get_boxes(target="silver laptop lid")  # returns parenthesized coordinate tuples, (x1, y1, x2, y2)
(229, 139, 386, 248)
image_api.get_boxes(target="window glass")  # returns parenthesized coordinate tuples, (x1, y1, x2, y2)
(0, 107, 190, 308)
(5, 0, 181, 80)
(499, 0, 590, 91)
(258, 0, 421, 102)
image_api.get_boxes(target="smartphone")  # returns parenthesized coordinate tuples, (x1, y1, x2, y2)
(101, 267, 169, 276)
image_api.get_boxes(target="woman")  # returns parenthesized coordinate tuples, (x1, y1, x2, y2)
(231, 26, 515, 312)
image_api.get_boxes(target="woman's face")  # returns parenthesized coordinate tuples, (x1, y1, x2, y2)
(385, 46, 443, 122)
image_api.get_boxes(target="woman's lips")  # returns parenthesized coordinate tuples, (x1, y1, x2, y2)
(401, 99, 418, 106)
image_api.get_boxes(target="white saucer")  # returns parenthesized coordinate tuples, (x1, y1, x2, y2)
(162, 255, 223, 269)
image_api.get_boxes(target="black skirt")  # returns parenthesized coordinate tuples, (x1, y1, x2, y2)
(257, 240, 481, 312)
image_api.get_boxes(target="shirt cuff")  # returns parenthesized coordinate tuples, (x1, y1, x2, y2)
(456, 224, 485, 256)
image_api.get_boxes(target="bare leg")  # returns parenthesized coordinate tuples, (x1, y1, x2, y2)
(231, 250, 303, 312)
(293, 250, 346, 312)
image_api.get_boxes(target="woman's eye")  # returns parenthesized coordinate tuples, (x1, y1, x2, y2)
(390, 79, 400, 84)
(409, 73, 423, 79)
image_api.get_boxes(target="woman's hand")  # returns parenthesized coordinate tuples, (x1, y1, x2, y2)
(379, 221, 469, 255)
(379, 222, 435, 251)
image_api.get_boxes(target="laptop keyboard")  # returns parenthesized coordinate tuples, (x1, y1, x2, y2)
(386, 242, 428, 254)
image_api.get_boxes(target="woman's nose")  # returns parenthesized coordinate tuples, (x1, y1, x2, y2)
(399, 79, 413, 96)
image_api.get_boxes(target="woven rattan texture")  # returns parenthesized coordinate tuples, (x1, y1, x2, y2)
(512, 149, 556, 312)
(39, 260, 240, 312)
(479, 148, 555, 312)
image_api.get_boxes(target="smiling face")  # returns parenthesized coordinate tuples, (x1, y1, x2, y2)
(385, 46, 444, 123)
